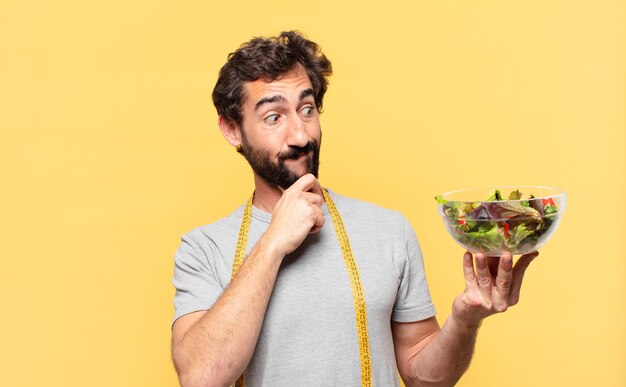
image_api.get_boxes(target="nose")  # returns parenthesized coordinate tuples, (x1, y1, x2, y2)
(285, 113, 309, 148)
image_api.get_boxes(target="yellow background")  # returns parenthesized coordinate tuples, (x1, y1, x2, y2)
(1, 0, 624, 386)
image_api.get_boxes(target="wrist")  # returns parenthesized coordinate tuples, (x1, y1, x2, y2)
(257, 233, 287, 263)
(450, 310, 482, 334)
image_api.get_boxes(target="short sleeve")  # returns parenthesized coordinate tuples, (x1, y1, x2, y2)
(172, 233, 225, 324)
(391, 217, 436, 322)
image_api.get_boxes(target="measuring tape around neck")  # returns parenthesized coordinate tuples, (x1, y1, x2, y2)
(230, 188, 372, 387)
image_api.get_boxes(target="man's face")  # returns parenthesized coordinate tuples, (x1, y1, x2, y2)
(237, 64, 322, 190)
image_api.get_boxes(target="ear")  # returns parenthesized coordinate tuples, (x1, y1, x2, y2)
(218, 116, 243, 147)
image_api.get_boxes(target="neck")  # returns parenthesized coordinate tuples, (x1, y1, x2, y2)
(251, 174, 284, 213)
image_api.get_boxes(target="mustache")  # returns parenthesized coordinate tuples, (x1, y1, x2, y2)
(278, 141, 317, 161)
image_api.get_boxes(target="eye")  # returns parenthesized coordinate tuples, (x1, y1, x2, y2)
(301, 106, 314, 117)
(264, 113, 280, 125)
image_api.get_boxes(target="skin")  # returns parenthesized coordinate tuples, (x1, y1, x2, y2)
(171, 64, 538, 387)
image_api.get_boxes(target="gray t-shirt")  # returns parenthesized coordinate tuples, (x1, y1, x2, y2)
(173, 190, 436, 386)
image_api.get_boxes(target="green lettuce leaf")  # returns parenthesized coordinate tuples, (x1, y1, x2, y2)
(461, 225, 504, 251)
(435, 195, 448, 204)
(505, 224, 535, 248)
(487, 190, 503, 201)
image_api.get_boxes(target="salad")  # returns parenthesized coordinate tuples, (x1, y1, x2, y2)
(436, 189, 560, 254)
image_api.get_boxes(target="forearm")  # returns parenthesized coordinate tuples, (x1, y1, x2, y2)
(407, 316, 480, 387)
(398, 252, 537, 387)
(172, 236, 283, 387)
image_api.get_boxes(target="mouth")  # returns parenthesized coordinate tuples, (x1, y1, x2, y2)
(281, 149, 312, 162)
(283, 154, 310, 168)
(292, 150, 311, 159)
(279, 141, 316, 162)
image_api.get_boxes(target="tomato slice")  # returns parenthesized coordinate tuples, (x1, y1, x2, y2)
(504, 223, 511, 238)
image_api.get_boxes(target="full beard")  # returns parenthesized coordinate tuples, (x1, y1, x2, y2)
(239, 138, 320, 190)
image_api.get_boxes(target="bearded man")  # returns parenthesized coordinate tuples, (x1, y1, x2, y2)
(171, 31, 538, 387)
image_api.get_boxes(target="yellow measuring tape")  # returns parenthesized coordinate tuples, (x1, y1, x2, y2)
(231, 189, 372, 387)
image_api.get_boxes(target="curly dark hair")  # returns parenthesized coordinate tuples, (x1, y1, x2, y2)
(212, 31, 333, 126)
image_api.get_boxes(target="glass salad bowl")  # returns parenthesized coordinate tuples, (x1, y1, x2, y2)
(436, 186, 566, 256)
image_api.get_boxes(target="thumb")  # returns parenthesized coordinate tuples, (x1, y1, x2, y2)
(288, 173, 320, 193)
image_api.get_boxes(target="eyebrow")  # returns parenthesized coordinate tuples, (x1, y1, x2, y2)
(299, 88, 314, 101)
(254, 95, 287, 111)
(254, 88, 315, 111)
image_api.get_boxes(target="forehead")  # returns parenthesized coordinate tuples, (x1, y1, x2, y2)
(243, 65, 313, 107)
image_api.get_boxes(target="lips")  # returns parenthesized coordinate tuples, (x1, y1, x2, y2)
(279, 142, 315, 161)
(287, 150, 311, 160)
